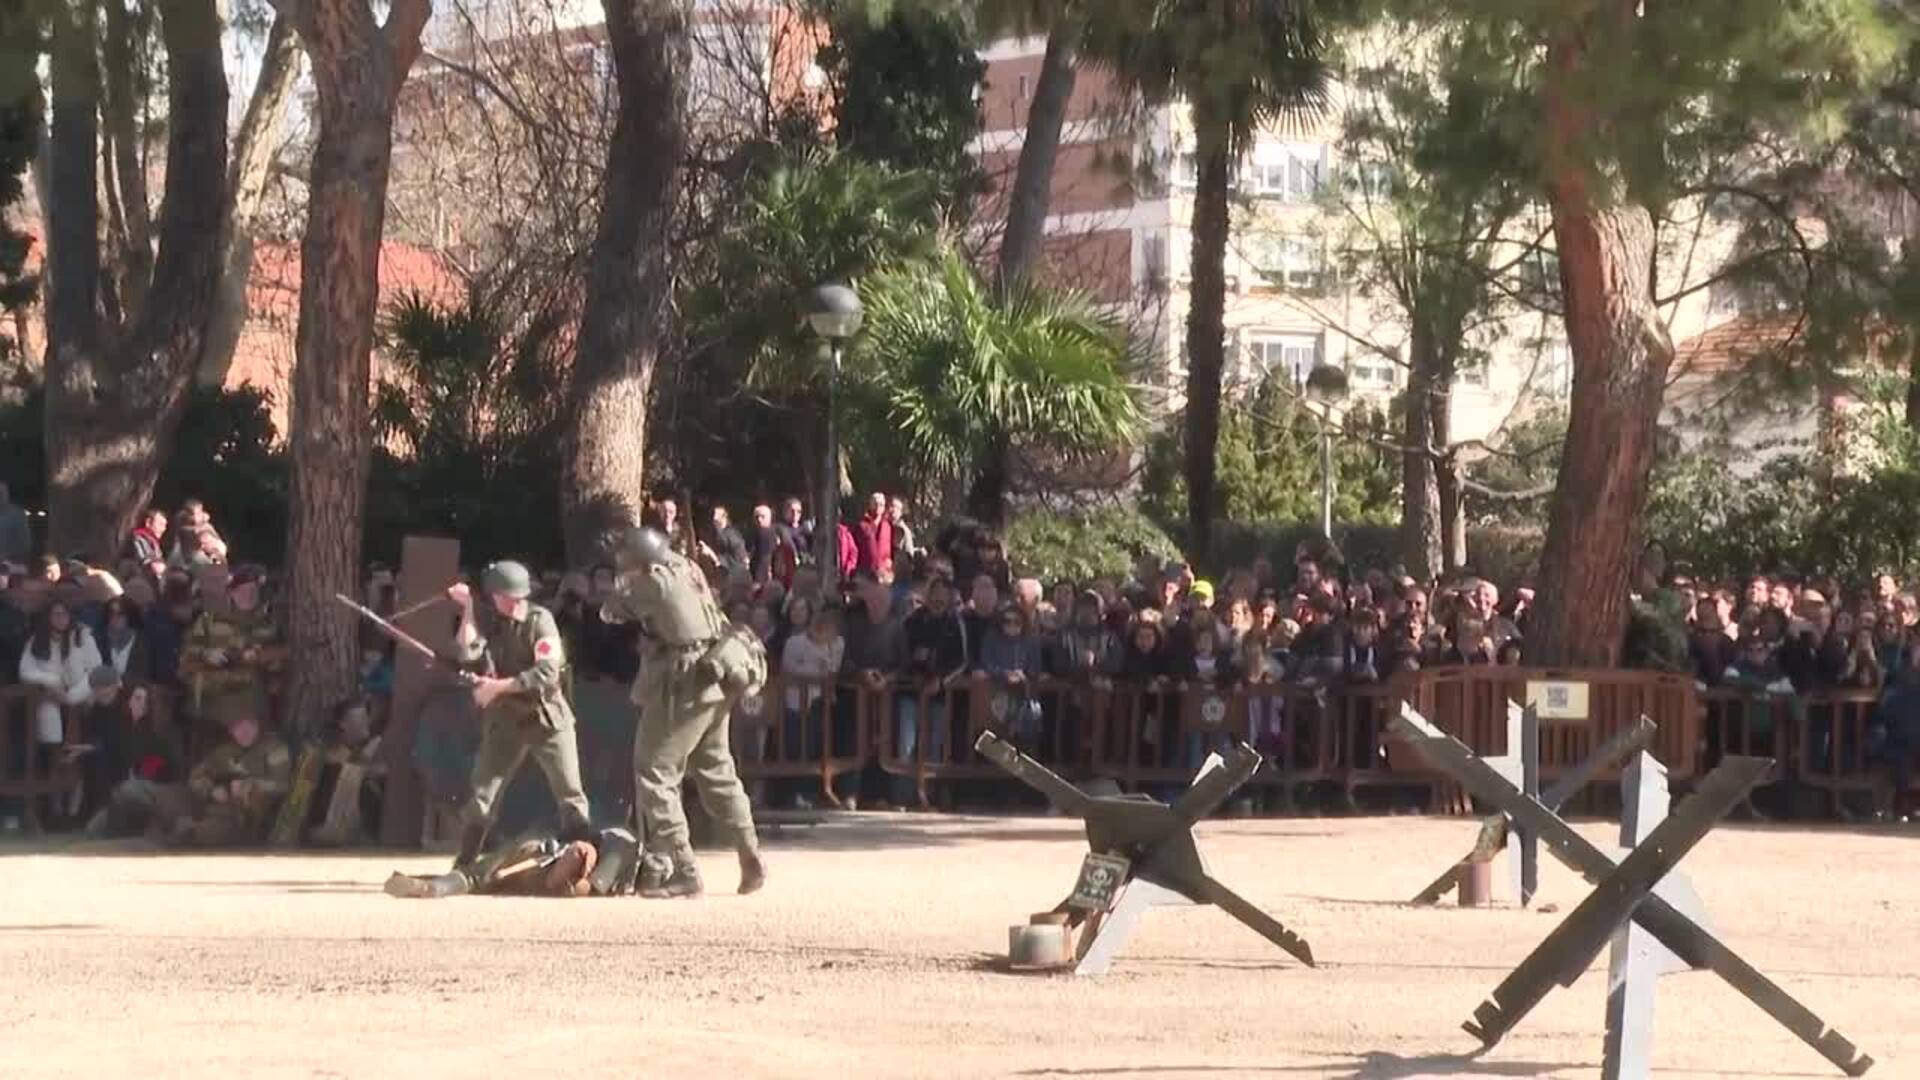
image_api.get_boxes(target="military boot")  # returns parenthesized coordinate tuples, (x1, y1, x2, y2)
(638, 858, 704, 899)
(452, 822, 490, 872)
(737, 842, 766, 895)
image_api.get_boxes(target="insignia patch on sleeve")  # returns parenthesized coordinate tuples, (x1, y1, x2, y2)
(536, 639, 556, 659)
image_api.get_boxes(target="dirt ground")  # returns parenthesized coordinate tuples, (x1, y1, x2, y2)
(1, 815, 1913, 1079)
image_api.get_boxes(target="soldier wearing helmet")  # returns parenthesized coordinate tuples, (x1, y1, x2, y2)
(601, 527, 767, 898)
(442, 559, 592, 877)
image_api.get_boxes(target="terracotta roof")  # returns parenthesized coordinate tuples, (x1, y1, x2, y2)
(1670, 315, 1803, 378)
(12, 214, 462, 323)
(246, 240, 465, 322)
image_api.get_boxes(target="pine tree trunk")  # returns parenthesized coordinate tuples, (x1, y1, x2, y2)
(1183, 110, 1231, 565)
(198, 15, 302, 388)
(1527, 28, 1675, 667)
(994, 24, 1076, 293)
(1399, 324, 1443, 582)
(563, 0, 687, 566)
(1527, 200, 1667, 666)
(42, 0, 102, 551)
(44, 0, 226, 562)
(280, 0, 430, 740)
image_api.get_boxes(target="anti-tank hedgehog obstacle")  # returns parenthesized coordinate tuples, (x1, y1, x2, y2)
(974, 730, 1314, 976)
(1391, 704, 1875, 1078)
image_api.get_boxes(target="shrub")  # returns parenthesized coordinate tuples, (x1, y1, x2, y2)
(1001, 506, 1182, 583)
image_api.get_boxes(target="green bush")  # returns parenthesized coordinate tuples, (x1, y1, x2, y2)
(1645, 442, 1920, 584)
(1001, 506, 1182, 584)
(1140, 378, 1400, 533)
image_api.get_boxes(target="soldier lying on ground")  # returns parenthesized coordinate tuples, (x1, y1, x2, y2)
(384, 827, 640, 898)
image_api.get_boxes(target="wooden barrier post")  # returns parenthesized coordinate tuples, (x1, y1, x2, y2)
(378, 535, 462, 849)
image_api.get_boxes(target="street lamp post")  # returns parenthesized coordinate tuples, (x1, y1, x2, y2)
(806, 283, 863, 595)
(1304, 363, 1350, 541)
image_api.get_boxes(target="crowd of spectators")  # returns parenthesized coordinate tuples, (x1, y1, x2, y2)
(2, 495, 388, 839)
(7, 480, 1920, 834)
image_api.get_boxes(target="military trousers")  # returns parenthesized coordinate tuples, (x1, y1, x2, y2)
(460, 717, 592, 835)
(633, 689, 757, 867)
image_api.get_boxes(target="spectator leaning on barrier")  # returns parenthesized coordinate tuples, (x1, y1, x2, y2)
(20, 599, 103, 747)
(85, 680, 189, 838)
(100, 596, 150, 685)
(841, 580, 906, 691)
(896, 576, 969, 805)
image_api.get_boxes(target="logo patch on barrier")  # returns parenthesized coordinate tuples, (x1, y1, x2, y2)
(1201, 695, 1228, 727)
(1068, 852, 1131, 912)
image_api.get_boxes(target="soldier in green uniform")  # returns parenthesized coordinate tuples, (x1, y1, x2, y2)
(167, 708, 294, 846)
(445, 561, 593, 875)
(178, 566, 287, 731)
(601, 527, 767, 898)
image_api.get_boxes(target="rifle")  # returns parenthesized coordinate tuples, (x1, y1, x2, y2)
(334, 593, 479, 687)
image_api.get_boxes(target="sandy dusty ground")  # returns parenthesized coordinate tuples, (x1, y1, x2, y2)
(1, 815, 1914, 1079)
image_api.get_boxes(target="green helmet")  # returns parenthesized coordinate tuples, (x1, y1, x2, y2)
(617, 527, 672, 571)
(483, 560, 534, 599)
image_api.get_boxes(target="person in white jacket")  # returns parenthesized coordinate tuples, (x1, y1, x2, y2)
(18, 600, 103, 747)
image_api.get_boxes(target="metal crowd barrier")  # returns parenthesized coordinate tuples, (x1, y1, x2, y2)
(558, 672, 1920, 820)
(1, 685, 85, 833)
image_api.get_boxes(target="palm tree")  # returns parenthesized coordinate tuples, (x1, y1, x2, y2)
(853, 248, 1142, 522)
(1084, 0, 1337, 562)
(974, 0, 1087, 293)
(687, 146, 938, 506)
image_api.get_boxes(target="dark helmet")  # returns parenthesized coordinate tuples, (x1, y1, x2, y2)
(483, 560, 534, 599)
(617, 527, 672, 571)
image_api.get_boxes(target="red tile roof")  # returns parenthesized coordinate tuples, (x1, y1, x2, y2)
(245, 240, 465, 322)
(1670, 315, 1804, 378)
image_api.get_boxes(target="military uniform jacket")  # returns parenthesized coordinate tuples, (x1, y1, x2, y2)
(599, 552, 728, 651)
(602, 552, 756, 705)
(463, 603, 575, 731)
(179, 607, 287, 695)
(188, 733, 293, 802)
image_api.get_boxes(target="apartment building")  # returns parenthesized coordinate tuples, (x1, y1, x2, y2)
(972, 36, 1807, 457)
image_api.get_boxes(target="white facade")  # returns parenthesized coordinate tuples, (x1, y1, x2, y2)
(973, 36, 1789, 455)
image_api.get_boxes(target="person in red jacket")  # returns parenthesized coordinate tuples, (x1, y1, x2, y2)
(128, 508, 168, 577)
(854, 491, 894, 577)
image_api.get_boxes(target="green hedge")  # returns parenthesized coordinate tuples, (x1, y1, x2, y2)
(1001, 506, 1183, 583)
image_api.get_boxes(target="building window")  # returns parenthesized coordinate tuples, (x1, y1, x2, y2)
(1247, 332, 1323, 385)
(1249, 142, 1325, 202)
(1018, 73, 1031, 99)
(1350, 359, 1398, 389)
(1141, 232, 1168, 287)
(1248, 233, 1324, 291)
(1456, 355, 1490, 388)
(1173, 151, 1199, 189)
(1348, 159, 1395, 199)
(1536, 340, 1573, 399)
